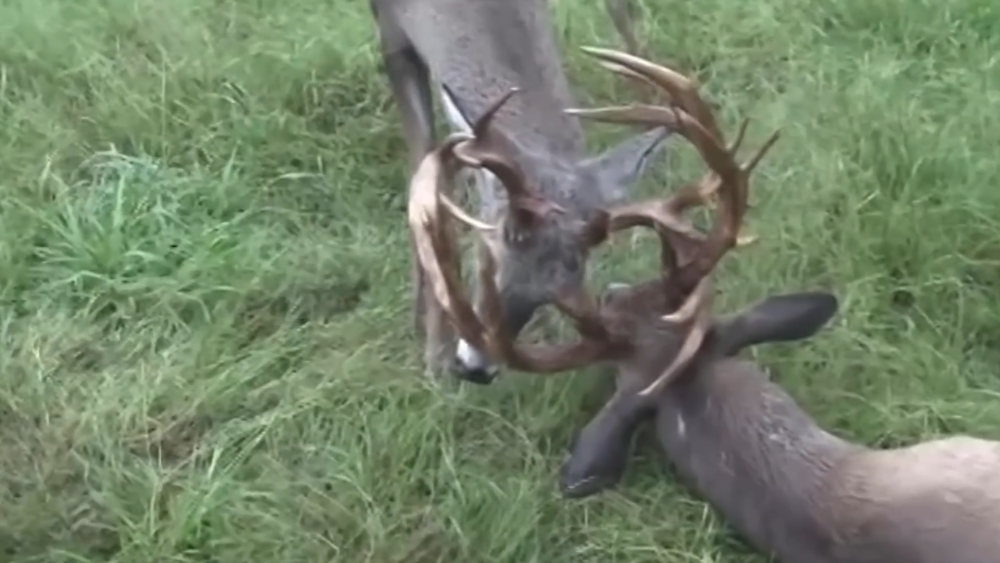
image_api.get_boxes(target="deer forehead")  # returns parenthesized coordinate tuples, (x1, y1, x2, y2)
(513, 159, 607, 206)
(495, 238, 586, 289)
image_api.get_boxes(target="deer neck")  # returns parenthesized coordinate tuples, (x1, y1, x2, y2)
(388, 0, 588, 162)
(655, 358, 865, 559)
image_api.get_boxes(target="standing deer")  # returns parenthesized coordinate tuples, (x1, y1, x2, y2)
(370, 0, 671, 383)
(409, 47, 1000, 563)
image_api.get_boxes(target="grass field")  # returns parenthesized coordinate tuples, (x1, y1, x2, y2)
(1, 0, 1000, 561)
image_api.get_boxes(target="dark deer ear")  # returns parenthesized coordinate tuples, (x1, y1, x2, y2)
(714, 292, 839, 357)
(578, 209, 611, 248)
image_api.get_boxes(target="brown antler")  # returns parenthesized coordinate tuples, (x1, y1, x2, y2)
(408, 89, 529, 357)
(408, 131, 488, 354)
(451, 89, 565, 228)
(566, 46, 781, 397)
(409, 90, 628, 373)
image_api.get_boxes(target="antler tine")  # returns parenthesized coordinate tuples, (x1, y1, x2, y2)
(743, 129, 782, 175)
(410, 90, 623, 375)
(579, 46, 726, 143)
(471, 87, 520, 139)
(597, 61, 662, 104)
(638, 276, 715, 397)
(408, 132, 493, 354)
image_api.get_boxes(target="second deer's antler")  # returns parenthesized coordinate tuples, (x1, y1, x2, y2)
(566, 46, 780, 397)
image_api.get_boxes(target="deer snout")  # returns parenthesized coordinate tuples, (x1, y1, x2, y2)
(452, 293, 540, 384)
(452, 341, 498, 384)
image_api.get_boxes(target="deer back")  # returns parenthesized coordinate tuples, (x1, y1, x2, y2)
(376, 0, 583, 159)
(375, 0, 669, 205)
(826, 436, 1000, 563)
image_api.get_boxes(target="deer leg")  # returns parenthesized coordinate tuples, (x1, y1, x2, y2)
(373, 10, 449, 376)
(604, 0, 662, 103)
(422, 279, 456, 380)
(387, 50, 449, 375)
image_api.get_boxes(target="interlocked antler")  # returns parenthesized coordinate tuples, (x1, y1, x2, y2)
(410, 52, 778, 389)
(565, 47, 780, 397)
(409, 90, 628, 373)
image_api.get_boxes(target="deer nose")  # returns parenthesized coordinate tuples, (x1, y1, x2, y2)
(451, 339, 498, 385)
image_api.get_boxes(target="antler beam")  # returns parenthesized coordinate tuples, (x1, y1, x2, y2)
(567, 46, 780, 397)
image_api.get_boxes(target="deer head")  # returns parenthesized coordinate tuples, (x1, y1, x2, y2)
(442, 104, 671, 383)
(408, 47, 840, 497)
(410, 45, 781, 377)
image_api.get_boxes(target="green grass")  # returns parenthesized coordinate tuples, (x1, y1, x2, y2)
(1, 0, 999, 560)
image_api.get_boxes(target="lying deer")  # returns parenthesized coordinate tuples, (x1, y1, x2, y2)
(409, 47, 1000, 563)
(370, 0, 671, 383)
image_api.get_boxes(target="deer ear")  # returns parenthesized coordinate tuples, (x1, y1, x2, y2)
(714, 292, 839, 357)
(577, 126, 671, 204)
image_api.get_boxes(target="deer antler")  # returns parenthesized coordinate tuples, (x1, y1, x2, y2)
(408, 131, 487, 352)
(450, 89, 566, 229)
(409, 90, 629, 373)
(408, 89, 536, 357)
(566, 46, 781, 397)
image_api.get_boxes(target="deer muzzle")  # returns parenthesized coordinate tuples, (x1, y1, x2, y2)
(451, 295, 540, 384)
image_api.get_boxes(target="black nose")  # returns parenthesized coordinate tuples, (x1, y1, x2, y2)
(449, 359, 498, 385)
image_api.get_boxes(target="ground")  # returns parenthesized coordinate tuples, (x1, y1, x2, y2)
(0, 0, 998, 561)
